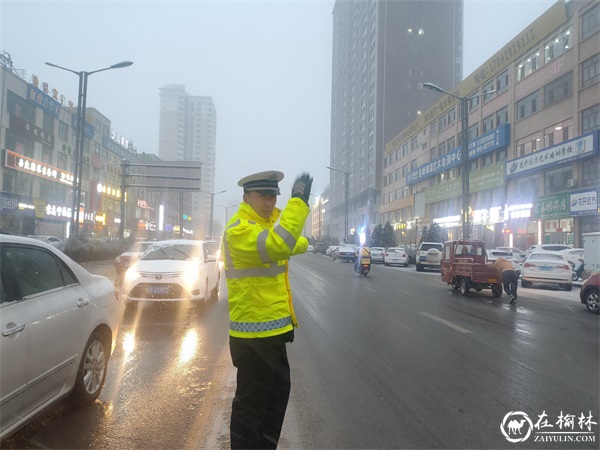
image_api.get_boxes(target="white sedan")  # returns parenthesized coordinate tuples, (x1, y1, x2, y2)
(521, 251, 573, 291)
(122, 240, 221, 306)
(1, 235, 123, 441)
(384, 247, 409, 267)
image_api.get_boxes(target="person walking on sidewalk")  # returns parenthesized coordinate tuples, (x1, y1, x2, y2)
(221, 170, 312, 449)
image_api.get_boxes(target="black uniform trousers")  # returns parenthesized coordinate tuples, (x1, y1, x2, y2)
(229, 331, 293, 449)
(502, 269, 518, 298)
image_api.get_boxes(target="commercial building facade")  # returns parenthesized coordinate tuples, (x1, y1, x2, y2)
(326, 0, 463, 242)
(0, 53, 192, 240)
(381, 0, 599, 249)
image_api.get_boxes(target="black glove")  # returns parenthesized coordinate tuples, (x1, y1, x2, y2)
(291, 173, 313, 205)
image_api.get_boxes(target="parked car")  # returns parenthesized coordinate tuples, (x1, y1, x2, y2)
(26, 234, 64, 251)
(326, 245, 337, 257)
(307, 244, 314, 253)
(384, 247, 409, 267)
(313, 243, 328, 254)
(416, 242, 443, 271)
(114, 241, 155, 278)
(521, 251, 572, 291)
(0, 234, 123, 441)
(496, 246, 526, 262)
(370, 247, 386, 264)
(122, 240, 221, 306)
(337, 244, 357, 262)
(556, 247, 584, 267)
(486, 249, 522, 276)
(580, 272, 600, 314)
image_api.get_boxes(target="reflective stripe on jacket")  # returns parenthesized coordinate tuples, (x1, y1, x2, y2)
(222, 198, 309, 338)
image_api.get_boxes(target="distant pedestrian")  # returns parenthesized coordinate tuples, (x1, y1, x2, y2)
(221, 170, 312, 449)
(491, 257, 518, 304)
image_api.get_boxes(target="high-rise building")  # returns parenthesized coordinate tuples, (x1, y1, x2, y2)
(327, 0, 463, 242)
(159, 84, 217, 238)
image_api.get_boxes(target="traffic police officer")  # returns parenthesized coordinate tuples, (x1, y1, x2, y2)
(221, 170, 312, 449)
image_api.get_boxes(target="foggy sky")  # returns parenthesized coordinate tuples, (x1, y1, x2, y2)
(2, 0, 556, 209)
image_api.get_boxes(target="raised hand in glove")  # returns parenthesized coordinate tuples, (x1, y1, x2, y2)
(291, 173, 313, 205)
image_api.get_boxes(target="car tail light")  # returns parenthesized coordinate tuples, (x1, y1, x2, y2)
(385, 253, 389, 256)
(523, 262, 535, 267)
(560, 264, 571, 270)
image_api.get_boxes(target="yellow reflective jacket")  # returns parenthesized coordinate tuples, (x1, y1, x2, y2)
(221, 198, 309, 338)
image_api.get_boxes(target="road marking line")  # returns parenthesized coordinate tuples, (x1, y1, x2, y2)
(419, 312, 473, 334)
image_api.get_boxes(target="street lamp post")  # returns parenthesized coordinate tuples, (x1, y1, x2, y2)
(203, 190, 226, 239)
(423, 82, 470, 239)
(45, 60, 133, 236)
(327, 166, 364, 243)
(217, 203, 238, 226)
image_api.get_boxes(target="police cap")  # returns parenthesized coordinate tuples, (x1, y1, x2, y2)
(238, 170, 284, 195)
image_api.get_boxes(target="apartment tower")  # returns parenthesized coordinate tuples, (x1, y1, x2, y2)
(159, 84, 217, 238)
(327, 0, 463, 242)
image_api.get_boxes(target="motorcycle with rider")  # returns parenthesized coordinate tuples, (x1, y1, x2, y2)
(354, 245, 371, 277)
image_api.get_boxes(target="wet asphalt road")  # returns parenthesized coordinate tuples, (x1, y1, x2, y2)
(2, 255, 598, 449)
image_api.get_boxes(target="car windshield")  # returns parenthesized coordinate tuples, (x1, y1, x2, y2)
(128, 242, 154, 253)
(371, 247, 384, 252)
(142, 244, 200, 261)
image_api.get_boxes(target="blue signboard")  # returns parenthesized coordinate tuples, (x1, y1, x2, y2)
(505, 130, 598, 178)
(407, 123, 510, 185)
(102, 135, 138, 163)
(70, 113, 95, 140)
(27, 85, 61, 118)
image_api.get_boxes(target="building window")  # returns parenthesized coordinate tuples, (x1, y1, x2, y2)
(582, 3, 600, 40)
(429, 121, 437, 137)
(468, 92, 480, 112)
(544, 165, 572, 194)
(496, 69, 509, 93)
(447, 137, 456, 151)
(438, 115, 447, 130)
(438, 141, 447, 155)
(516, 91, 539, 120)
(410, 159, 417, 171)
(411, 136, 418, 151)
(58, 121, 68, 141)
(544, 121, 572, 147)
(469, 124, 479, 140)
(448, 108, 456, 126)
(496, 107, 509, 125)
(403, 143, 409, 157)
(544, 71, 573, 107)
(516, 50, 541, 81)
(482, 114, 494, 133)
(483, 80, 495, 102)
(581, 104, 599, 134)
(496, 147, 507, 162)
(430, 148, 437, 160)
(516, 176, 537, 201)
(483, 153, 493, 168)
(582, 156, 600, 188)
(582, 53, 600, 88)
(545, 28, 572, 63)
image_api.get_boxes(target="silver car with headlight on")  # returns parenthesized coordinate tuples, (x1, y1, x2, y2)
(122, 240, 221, 306)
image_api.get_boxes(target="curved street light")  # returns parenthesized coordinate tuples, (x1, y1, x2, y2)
(45, 60, 133, 236)
(217, 203, 238, 227)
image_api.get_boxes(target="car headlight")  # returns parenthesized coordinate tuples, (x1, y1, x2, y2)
(124, 267, 140, 282)
(182, 266, 201, 285)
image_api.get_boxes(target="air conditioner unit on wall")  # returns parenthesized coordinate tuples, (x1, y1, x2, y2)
(567, 178, 576, 188)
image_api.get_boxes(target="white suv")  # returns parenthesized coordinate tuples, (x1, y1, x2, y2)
(416, 242, 443, 271)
